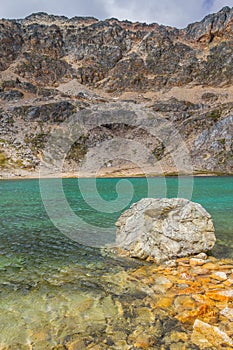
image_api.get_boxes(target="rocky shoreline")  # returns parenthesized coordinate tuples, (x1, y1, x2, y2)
(62, 253, 233, 350)
(2, 251, 233, 350)
(0, 171, 231, 180)
(122, 254, 233, 349)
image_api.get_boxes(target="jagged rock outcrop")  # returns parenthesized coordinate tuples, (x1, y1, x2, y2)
(192, 115, 233, 173)
(0, 7, 233, 176)
(115, 198, 216, 263)
(0, 96, 233, 176)
(183, 6, 233, 43)
(0, 7, 233, 89)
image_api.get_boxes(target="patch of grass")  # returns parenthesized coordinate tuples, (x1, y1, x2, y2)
(67, 135, 88, 162)
(207, 109, 222, 121)
(14, 159, 24, 167)
(218, 138, 226, 146)
(24, 133, 48, 151)
(152, 143, 166, 161)
(0, 152, 8, 167)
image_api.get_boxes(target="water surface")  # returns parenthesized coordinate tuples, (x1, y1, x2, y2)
(0, 176, 232, 348)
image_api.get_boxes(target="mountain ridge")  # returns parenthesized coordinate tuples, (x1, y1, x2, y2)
(6, 6, 232, 28)
(0, 7, 232, 178)
(1, 6, 233, 90)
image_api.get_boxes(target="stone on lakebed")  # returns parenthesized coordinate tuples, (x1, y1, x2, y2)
(115, 198, 216, 263)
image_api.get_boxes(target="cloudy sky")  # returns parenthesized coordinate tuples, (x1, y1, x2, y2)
(1, 0, 232, 27)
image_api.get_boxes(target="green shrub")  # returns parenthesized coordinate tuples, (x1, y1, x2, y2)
(207, 109, 221, 121)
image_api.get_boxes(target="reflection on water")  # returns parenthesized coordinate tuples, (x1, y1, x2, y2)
(0, 176, 232, 348)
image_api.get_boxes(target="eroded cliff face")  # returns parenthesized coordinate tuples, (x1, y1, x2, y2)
(0, 7, 233, 177)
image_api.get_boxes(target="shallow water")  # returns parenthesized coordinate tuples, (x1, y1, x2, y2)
(0, 176, 232, 348)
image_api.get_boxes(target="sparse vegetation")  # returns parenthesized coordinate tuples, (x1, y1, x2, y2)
(207, 109, 222, 121)
(66, 135, 88, 162)
(218, 138, 226, 146)
(24, 133, 48, 151)
(152, 143, 166, 161)
(0, 152, 8, 167)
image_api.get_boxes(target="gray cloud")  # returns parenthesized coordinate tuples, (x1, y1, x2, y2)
(0, 0, 232, 27)
(0, 0, 108, 20)
(210, 0, 233, 12)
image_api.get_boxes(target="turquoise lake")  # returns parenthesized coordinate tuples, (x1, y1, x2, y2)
(1, 176, 232, 262)
(0, 176, 232, 348)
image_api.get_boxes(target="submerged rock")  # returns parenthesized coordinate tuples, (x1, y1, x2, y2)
(115, 198, 216, 263)
(191, 319, 233, 349)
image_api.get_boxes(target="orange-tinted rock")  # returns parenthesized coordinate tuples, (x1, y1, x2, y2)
(164, 260, 178, 268)
(191, 267, 210, 276)
(133, 334, 153, 348)
(170, 331, 188, 343)
(195, 276, 211, 286)
(220, 307, 233, 322)
(192, 293, 210, 303)
(136, 307, 155, 323)
(67, 339, 86, 350)
(190, 258, 206, 267)
(152, 276, 173, 293)
(169, 343, 186, 350)
(218, 263, 233, 269)
(176, 303, 216, 324)
(191, 319, 233, 349)
(174, 295, 197, 312)
(177, 259, 190, 267)
(126, 256, 233, 349)
(224, 279, 233, 287)
(202, 262, 220, 270)
(206, 289, 233, 302)
(115, 300, 124, 317)
(211, 271, 228, 281)
(180, 272, 194, 281)
(206, 289, 233, 301)
(207, 283, 225, 290)
(174, 281, 203, 295)
(194, 253, 208, 260)
(131, 266, 153, 279)
(156, 297, 174, 308)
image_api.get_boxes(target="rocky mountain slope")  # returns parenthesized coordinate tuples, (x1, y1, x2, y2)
(0, 7, 233, 177)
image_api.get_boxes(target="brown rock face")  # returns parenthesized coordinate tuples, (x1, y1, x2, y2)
(0, 21, 23, 71)
(0, 7, 233, 177)
(0, 7, 233, 89)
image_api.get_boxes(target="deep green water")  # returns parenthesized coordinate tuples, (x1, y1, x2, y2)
(0, 176, 232, 348)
